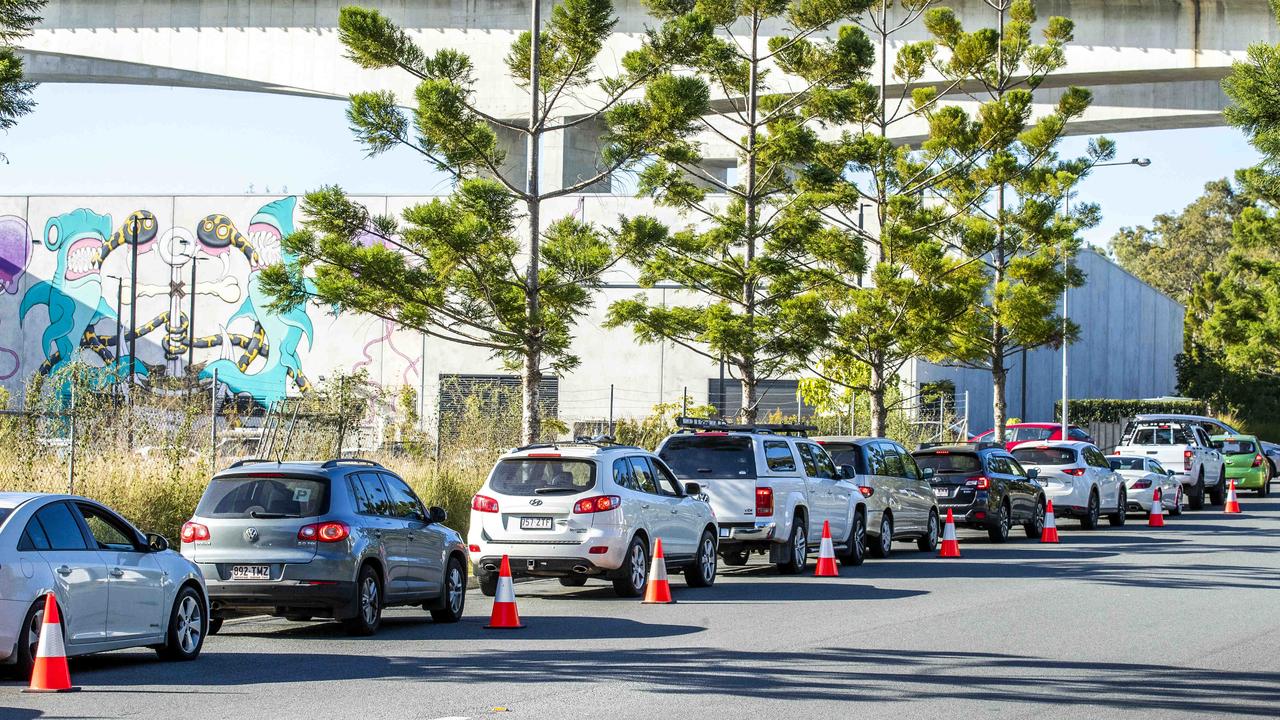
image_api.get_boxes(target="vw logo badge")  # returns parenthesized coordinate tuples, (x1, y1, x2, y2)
(529, 499, 544, 506)
(244, 527, 259, 543)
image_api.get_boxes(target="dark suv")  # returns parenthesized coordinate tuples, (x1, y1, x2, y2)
(911, 444, 1046, 542)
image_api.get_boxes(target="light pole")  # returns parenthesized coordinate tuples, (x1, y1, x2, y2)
(1061, 157, 1152, 439)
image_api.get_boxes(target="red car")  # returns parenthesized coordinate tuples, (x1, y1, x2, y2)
(971, 422, 1093, 450)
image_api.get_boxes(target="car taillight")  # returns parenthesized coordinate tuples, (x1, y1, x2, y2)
(1184, 449, 1193, 471)
(1132, 479, 1151, 489)
(755, 487, 774, 516)
(965, 475, 991, 490)
(1254, 454, 1264, 468)
(857, 486, 874, 498)
(180, 521, 209, 543)
(573, 495, 622, 513)
(469, 544, 481, 553)
(298, 521, 349, 543)
(1063, 467, 1086, 476)
(472, 495, 500, 513)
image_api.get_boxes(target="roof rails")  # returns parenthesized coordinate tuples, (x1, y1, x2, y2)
(513, 435, 644, 453)
(917, 441, 1005, 451)
(226, 458, 279, 468)
(320, 458, 383, 469)
(674, 416, 818, 436)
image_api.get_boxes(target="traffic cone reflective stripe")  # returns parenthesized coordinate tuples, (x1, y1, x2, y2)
(1148, 488, 1165, 527)
(1040, 500, 1060, 543)
(485, 555, 524, 629)
(938, 509, 961, 558)
(642, 538, 674, 604)
(24, 593, 76, 693)
(814, 520, 838, 577)
(1225, 479, 1242, 514)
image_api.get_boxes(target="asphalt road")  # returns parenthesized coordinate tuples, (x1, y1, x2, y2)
(5, 498, 1280, 720)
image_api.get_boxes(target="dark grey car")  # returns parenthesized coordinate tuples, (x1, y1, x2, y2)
(181, 459, 468, 635)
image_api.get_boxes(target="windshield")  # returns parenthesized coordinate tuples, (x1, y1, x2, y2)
(1110, 457, 1146, 471)
(1011, 427, 1055, 442)
(914, 452, 982, 474)
(196, 475, 329, 518)
(1214, 439, 1257, 455)
(660, 436, 757, 479)
(489, 459, 596, 496)
(1012, 447, 1077, 466)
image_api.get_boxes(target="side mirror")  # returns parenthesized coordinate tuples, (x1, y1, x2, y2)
(922, 467, 935, 481)
(427, 506, 448, 524)
(1026, 468, 1039, 480)
(146, 533, 169, 552)
(838, 464, 856, 480)
(1167, 469, 1176, 476)
(683, 482, 702, 497)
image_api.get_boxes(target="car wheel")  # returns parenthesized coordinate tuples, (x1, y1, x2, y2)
(156, 585, 205, 661)
(613, 535, 650, 597)
(1259, 479, 1269, 498)
(1189, 476, 1205, 511)
(1169, 487, 1183, 516)
(870, 513, 893, 558)
(430, 556, 467, 623)
(987, 501, 1011, 543)
(207, 617, 224, 636)
(1024, 499, 1046, 538)
(558, 575, 588, 587)
(478, 572, 499, 597)
(917, 510, 940, 552)
(838, 511, 867, 567)
(776, 515, 808, 575)
(343, 565, 383, 636)
(721, 549, 750, 567)
(1109, 489, 1127, 526)
(1081, 490, 1100, 530)
(1209, 471, 1226, 505)
(685, 530, 718, 588)
(12, 598, 52, 679)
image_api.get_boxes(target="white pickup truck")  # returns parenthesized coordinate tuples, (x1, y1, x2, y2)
(1113, 418, 1225, 510)
(656, 420, 868, 573)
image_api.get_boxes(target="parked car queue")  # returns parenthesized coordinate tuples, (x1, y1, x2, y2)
(0, 415, 1265, 678)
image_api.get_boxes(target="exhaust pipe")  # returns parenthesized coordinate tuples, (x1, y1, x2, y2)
(572, 565, 589, 574)
(482, 562, 498, 572)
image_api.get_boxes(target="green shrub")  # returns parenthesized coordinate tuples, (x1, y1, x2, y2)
(1055, 398, 1209, 424)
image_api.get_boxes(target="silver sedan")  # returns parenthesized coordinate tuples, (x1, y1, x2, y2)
(0, 493, 208, 677)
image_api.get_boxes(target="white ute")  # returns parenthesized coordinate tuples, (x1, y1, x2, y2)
(656, 420, 868, 572)
(1113, 419, 1225, 510)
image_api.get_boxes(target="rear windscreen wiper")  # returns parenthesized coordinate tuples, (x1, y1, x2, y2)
(249, 511, 291, 519)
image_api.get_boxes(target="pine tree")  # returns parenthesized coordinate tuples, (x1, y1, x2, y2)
(0, 0, 44, 159)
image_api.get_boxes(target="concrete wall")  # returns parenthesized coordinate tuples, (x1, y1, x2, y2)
(913, 250, 1186, 434)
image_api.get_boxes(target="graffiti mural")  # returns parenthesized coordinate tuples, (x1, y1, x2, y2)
(0, 216, 32, 379)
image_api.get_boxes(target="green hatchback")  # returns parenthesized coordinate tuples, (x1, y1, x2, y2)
(1211, 434, 1271, 496)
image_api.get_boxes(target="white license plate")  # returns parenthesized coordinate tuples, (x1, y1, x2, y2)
(520, 516, 553, 530)
(229, 565, 270, 581)
(934, 488, 949, 497)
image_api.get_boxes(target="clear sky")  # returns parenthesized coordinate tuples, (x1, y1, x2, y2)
(0, 83, 1263, 247)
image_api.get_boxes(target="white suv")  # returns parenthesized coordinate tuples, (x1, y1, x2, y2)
(468, 440, 719, 598)
(1011, 442, 1125, 529)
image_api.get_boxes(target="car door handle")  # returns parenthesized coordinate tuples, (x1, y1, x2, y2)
(641, 504, 651, 509)
(670, 509, 679, 514)
(110, 568, 125, 578)
(373, 531, 382, 538)
(56, 565, 72, 576)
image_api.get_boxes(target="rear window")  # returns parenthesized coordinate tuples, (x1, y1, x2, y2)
(913, 452, 982, 474)
(1012, 447, 1077, 466)
(1110, 457, 1146, 471)
(660, 436, 757, 479)
(821, 443, 868, 475)
(1124, 424, 1193, 446)
(1011, 427, 1054, 442)
(1214, 439, 1257, 455)
(489, 459, 596, 496)
(196, 475, 329, 518)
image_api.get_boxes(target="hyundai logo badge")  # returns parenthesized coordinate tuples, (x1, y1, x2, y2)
(529, 499, 544, 506)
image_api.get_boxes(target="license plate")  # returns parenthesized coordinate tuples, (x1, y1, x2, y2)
(229, 565, 270, 581)
(520, 516, 553, 530)
(934, 488, 950, 497)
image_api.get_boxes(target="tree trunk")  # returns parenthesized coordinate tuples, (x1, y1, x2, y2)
(992, 358, 1008, 443)
(521, 0, 543, 445)
(740, 366, 758, 425)
(522, 346, 542, 444)
(869, 362, 887, 438)
(740, 12, 761, 429)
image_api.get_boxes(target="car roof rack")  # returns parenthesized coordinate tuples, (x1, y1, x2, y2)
(513, 436, 644, 453)
(917, 441, 1005, 451)
(673, 416, 818, 436)
(226, 458, 280, 468)
(320, 458, 383, 469)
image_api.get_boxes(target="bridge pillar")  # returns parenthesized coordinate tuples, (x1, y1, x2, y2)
(485, 115, 611, 194)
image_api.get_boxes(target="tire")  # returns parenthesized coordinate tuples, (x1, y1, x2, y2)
(1260, 480, 1270, 498)
(684, 530, 718, 588)
(870, 513, 893, 558)
(1109, 489, 1127, 526)
(1209, 470, 1226, 506)
(838, 511, 867, 567)
(207, 617, 224, 635)
(1024, 499, 1046, 538)
(776, 515, 809, 575)
(1189, 476, 1205, 511)
(612, 535, 649, 598)
(1081, 490, 1100, 530)
(558, 575, 588, 587)
(156, 585, 205, 661)
(721, 549, 750, 567)
(1169, 487, 1183, 516)
(343, 564, 383, 636)
(917, 510, 940, 552)
(987, 500, 1011, 542)
(478, 572, 499, 597)
(12, 598, 50, 679)
(430, 556, 467, 623)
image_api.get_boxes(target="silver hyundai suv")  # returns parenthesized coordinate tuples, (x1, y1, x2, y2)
(181, 458, 467, 635)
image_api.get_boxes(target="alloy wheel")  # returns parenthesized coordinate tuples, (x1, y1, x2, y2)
(631, 544, 647, 590)
(793, 525, 807, 567)
(447, 566, 464, 614)
(879, 517, 892, 554)
(700, 537, 716, 583)
(26, 606, 42, 660)
(176, 595, 203, 654)
(361, 576, 380, 626)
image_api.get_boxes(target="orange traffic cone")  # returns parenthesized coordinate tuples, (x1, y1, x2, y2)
(642, 538, 674, 604)
(24, 593, 76, 693)
(814, 520, 839, 577)
(484, 555, 524, 629)
(1225, 479, 1242, 514)
(1148, 488, 1165, 527)
(1040, 500, 1060, 543)
(938, 508, 961, 558)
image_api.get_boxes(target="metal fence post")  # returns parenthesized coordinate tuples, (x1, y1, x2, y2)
(210, 368, 218, 475)
(66, 381, 75, 495)
(608, 384, 614, 436)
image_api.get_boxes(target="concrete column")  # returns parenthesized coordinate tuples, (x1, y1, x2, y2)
(684, 159, 735, 191)
(485, 122, 529, 192)
(543, 115, 612, 194)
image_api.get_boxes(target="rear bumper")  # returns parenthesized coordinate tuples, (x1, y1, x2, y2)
(469, 524, 629, 571)
(206, 579, 356, 618)
(1225, 467, 1267, 489)
(936, 503, 996, 528)
(475, 555, 614, 579)
(717, 521, 778, 547)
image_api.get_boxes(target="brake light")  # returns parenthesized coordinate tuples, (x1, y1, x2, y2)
(755, 487, 774, 516)
(528, 452, 561, 458)
(472, 495, 500, 513)
(298, 521, 349, 543)
(1254, 454, 1264, 468)
(469, 544, 481, 553)
(573, 495, 622, 513)
(858, 486, 874, 498)
(180, 521, 210, 543)
(698, 431, 728, 436)
(1063, 468, 1086, 476)
(1132, 479, 1151, 489)
(1112, 451, 1120, 455)
(965, 475, 990, 490)
(1184, 449, 1193, 471)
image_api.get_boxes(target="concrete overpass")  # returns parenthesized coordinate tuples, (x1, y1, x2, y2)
(19, 0, 1278, 190)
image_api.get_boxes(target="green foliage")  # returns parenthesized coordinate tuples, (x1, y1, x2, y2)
(1052, 398, 1208, 425)
(0, 0, 43, 157)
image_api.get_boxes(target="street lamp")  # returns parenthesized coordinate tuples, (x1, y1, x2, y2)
(1061, 157, 1153, 440)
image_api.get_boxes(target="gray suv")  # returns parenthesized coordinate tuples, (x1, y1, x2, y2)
(181, 458, 467, 635)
